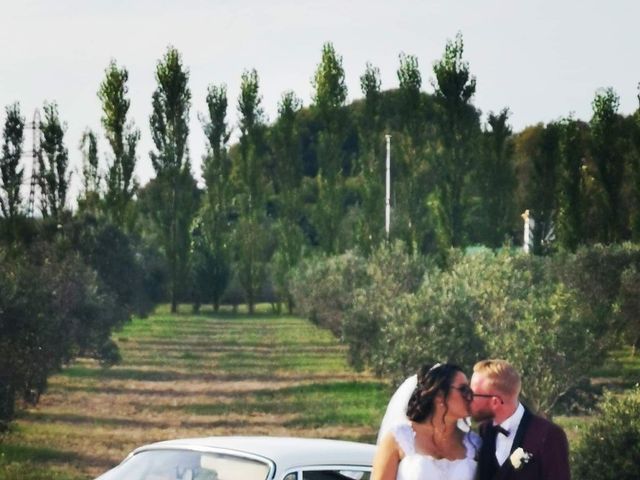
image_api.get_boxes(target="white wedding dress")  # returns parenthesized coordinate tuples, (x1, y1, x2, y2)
(390, 422, 479, 480)
(377, 374, 480, 480)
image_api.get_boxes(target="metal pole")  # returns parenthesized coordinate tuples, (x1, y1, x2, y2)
(385, 134, 391, 239)
(27, 109, 41, 218)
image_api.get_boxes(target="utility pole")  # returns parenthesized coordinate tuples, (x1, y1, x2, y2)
(385, 134, 391, 239)
(25, 109, 40, 218)
(521, 209, 535, 253)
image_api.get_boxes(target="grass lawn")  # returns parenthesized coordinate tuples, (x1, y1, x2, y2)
(1, 304, 638, 479)
(0, 305, 389, 479)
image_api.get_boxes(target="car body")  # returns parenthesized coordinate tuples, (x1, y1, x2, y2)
(95, 436, 375, 480)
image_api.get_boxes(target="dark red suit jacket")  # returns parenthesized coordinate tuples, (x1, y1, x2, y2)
(477, 408, 570, 480)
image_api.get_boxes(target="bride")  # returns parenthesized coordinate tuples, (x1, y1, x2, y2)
(372, 363, 480, 480)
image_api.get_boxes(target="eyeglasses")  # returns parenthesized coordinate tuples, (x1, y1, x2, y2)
(471, 392, 505, 404)
(451, 384, 474, 401)
(451, 385, 505, 404)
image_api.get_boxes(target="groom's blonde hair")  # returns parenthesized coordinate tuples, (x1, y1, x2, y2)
(473, 359, 521, 397)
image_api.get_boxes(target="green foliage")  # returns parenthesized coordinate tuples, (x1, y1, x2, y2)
(513, 123, 560, 252)
(236, 69, 267, 208)
(618, 265, 640, 352)
(397, 52, 422, 132)
(271, 219, 305, 313)
(149, 46, 191, 175)
(271, 90, 303, 195)
(572, 387, 640, 480)
(590, 88, 626, 243)
(38, 102, 69, 220)
(77, 128, 101, 215)
(289, 250, 367, 335)
(558, 243, 640, 352)
(475, 108, 517, 247)
(190, 215, 230, 312)
(233, 215, 273, 314)
(359, 62, 382, 126)
(312, 42, 347, 120)
(356, 63, 384, 219)
(98, 60, 140, 227)
(79, 129, 99, 194)
(1, 103, 25, 220)
(293, 243, 638, 415)
(342, 241, 428, 374)
(148, 46, 195, 312)
(466, 252, 602, 414)
(313, 44, 350, 173)
(431, 32, 481, 248)
(136, 172, 200, 312)
(0, 242, 126, 429)
(556, 118, 587, 250)
(197, 83, 233, 312)
(65, 213, 155, 318)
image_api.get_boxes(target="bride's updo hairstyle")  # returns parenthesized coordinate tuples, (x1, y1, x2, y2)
(406, 363, 463, 423)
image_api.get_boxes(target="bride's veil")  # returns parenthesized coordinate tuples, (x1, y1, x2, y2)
(376, 375, 417, 444)
(376, 371, 472, 444)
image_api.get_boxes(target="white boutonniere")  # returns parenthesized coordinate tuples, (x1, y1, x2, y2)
(510, 447, 533, 470)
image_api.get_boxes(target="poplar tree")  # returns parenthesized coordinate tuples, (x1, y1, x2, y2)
(236, 69, 267, 208)
(38, 102, 69, 220)
(234, 69, 270, 313)
(432, 33, 481, 247)
(0, 103, 25, 220)
(556, 117, 587, 250)
(311, 42, 348, 252)
(312, 42, 348, 178)
(355, 63, 384, 253)
(98, 60, 140, 227)
(631, 85, 640, 240)
(270, 90, 305, 312)
(148, 46, 198, 312)
(271, 90, 302, 197)
(477, 108, 516, 247)
(590, 88, 625, 243)
(395, 52, 432, 252)
(194, 83, 233, 311)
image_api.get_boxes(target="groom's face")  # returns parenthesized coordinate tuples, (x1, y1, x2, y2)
(470, 372, 496, 422)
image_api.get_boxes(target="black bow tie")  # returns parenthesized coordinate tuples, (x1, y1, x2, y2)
(491, 424, 510, 437)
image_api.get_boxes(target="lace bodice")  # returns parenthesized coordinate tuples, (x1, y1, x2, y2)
(391, 423, 479, 480)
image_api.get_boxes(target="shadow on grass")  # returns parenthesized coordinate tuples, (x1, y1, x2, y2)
(58, 365, 361, 383)
(0, 443, 76, 464)
(0, 442, 113, 471)
(21, 412, 172, 430)
(171, 381, 388, 426)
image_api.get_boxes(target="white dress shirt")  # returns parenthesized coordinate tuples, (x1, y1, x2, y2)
(495, 402, 525, 465)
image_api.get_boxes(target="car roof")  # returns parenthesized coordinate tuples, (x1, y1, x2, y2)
(134, 436, 376, 472)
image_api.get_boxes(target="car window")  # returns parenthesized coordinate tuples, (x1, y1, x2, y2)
(302, 470, 371, 480)
(97, 449, 271, 480)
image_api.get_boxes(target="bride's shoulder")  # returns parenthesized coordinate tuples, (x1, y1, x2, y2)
(387, 421, 415, 454)
(389, 421, 414, 438)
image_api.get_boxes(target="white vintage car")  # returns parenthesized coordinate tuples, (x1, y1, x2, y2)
(94, 436, 375, 480)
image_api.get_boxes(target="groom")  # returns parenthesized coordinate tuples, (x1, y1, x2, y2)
(470, 359, 570, 480)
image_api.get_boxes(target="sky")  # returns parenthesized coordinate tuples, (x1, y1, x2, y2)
(2, 0, 639, 202)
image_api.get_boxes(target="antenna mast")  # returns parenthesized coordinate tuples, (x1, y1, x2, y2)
(27, 109, 40, 217)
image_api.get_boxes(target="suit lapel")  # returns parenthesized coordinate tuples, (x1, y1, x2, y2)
(494, 408, 532, 479)
(509, 407, 532, 454)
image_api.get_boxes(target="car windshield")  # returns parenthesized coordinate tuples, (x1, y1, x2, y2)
(97, 448, 271, 480)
